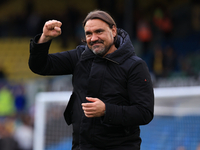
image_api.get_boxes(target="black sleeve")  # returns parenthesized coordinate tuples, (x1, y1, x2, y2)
(103, 60, 154, 126)
(28, 34, 81, 76)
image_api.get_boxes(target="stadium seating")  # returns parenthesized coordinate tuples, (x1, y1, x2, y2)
(0, 38, 68, 82)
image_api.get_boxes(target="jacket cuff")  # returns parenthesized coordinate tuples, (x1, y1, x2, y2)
(102, 103, 123, 125)
(29, 34, 52, 54)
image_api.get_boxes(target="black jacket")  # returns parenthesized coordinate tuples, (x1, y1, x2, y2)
(29, 29, 154, 150)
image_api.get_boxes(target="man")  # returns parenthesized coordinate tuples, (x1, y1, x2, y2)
(29, 10, 154, 150)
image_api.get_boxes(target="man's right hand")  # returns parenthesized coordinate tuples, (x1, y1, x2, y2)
(38, 20, 62, 43)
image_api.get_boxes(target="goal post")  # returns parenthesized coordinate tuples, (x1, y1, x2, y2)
(141, 86, 200, 150)
(33, 91, 72, 150)
(154, 86, 200, 116)
(33, 86, 200, 150)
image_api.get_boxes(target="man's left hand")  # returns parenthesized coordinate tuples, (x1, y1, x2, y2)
(82, 97, 106, 118)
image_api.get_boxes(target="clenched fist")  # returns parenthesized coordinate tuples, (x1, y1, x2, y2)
(38, 20, 62, 43)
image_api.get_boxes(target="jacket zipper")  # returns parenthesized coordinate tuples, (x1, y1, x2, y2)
(104, 57, 119, 65)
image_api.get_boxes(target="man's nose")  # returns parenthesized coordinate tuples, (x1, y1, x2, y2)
(91, 34, 98, 41)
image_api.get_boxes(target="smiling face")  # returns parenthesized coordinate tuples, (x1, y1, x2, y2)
(84, 19, 117, 57)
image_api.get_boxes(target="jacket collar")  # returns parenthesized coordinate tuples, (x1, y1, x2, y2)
(80, 28, 135, 64)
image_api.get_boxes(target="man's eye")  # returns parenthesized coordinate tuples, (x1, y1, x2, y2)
(86, 34, 91, 38)
(86, 32, 92, 36)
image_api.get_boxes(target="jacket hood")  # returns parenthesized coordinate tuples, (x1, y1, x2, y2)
(105, 28, 135, 64)
(81, 28, 135, 64)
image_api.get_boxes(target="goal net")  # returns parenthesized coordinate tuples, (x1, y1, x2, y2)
(141, 86, 200, 150)
(33, 86, 200, 150)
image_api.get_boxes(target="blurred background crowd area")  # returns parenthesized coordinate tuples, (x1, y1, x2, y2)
(0, 0, 200, 83)
(0, 0, 200, 149)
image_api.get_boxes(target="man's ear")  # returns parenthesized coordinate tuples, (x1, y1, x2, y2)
(112, 25, 117, 37)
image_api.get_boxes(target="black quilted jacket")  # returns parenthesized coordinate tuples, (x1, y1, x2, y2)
(29, 29, 154, 150)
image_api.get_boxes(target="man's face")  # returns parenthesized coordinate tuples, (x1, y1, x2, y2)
(84, 19, 117, 56)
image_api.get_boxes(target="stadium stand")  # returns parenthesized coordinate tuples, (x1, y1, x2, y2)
(0, 38, 70, 81)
